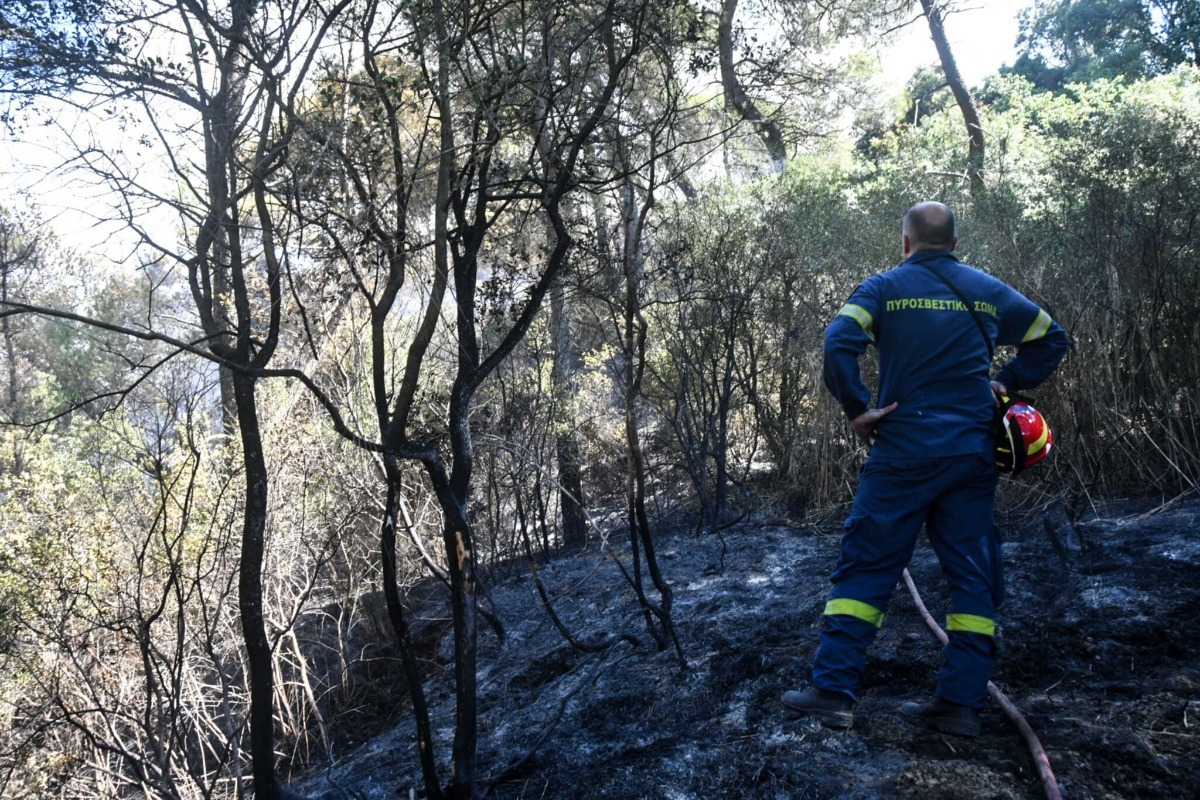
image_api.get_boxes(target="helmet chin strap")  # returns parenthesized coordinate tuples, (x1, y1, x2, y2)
(1003, 409, 1029, 476)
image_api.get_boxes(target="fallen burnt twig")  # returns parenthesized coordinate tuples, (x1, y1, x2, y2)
(901, 568, 1063, 800)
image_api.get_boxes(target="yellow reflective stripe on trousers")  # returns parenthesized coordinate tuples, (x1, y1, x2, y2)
(825, 598, 885, 628)
(838, 304, 875, 341)
(1021, 309, 1053, 343)
(946, 613, 995, 636)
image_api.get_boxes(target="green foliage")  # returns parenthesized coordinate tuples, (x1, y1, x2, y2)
(855, 66, 1200, 495)
(0, 0, 120, 124)
(1008, 0, 1199, 92)
(647, 160, 879, 513)
(3, 1, 1200, 793)
(1002, 69, 1200, 493)
(652, 65, 1200, 510)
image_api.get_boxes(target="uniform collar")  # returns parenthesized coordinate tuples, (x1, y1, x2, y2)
(902, 248, 958, 266)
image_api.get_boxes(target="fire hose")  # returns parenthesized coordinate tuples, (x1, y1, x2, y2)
(901, 568, 1063, 800)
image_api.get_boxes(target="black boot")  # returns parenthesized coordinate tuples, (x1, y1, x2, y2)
(899, 697, 982, 737)
(781, 687, 855, 729)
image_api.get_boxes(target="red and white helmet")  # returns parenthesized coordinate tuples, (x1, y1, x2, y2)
(996, 399, 1053, 474)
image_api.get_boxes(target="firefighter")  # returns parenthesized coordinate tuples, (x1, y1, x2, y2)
(782, 201, 1069, 736)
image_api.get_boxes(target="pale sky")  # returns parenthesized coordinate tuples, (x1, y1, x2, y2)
(886, 1, 1030, 88)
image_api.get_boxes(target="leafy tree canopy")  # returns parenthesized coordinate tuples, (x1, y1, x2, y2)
(1006, 0, 1199, 91)
(0, 1, 114, 92)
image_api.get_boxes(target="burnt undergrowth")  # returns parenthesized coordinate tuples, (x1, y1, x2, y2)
(297, 497, 1200, 799)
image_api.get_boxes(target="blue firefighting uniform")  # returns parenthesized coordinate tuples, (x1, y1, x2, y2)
(815, 249, 1069, 708)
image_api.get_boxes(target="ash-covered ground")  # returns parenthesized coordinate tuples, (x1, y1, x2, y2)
(297, 497, 1200, 799)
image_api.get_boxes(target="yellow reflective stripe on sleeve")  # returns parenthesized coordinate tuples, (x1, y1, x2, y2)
(825, 598, 885, 628)
(1021, 309, 1053, 343)
(838, 303, 875, 341)
(946, 613, 996, 636)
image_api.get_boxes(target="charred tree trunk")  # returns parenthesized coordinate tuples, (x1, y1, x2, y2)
(230, 371, 278, 800)
(550, 276, 587, 550)
(618, 173, 685, 665)
(380, 457, 443, 799)
(430, 449, 480, 800)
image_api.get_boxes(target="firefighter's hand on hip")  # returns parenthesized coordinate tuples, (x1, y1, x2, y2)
(851, 402, 899, 449)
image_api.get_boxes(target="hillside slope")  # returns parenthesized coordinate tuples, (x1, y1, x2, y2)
(298, 498, 1200, 799)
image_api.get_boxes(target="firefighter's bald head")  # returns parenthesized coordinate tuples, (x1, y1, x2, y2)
(903, 201, 957, 257)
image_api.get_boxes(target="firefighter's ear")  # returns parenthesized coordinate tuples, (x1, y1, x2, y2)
(902, 233, 912, 258)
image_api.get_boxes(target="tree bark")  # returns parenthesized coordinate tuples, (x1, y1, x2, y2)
(919, 0, 985, 194)
(718, 0, 788, 172)
(550, 276, 587, 550)
(380, 458, 443, 800)
(429, 454, 480, 799)
(230, 371, 278, 800)
(1, 264, 21, 476)
(618, 171, 685, 665)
